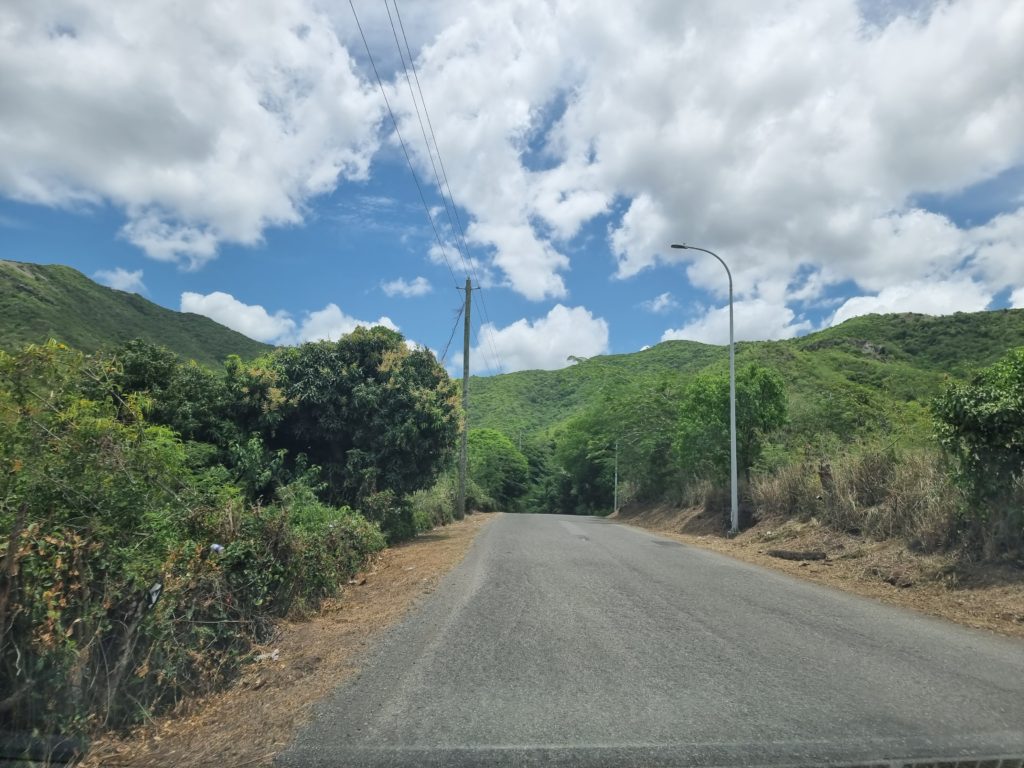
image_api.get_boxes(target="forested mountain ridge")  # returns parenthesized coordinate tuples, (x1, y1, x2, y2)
(468, 308, 1024, 439)
(0, 259, 272, 367)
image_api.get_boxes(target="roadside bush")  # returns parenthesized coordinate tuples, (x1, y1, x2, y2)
(408, 473, 457, 532)
(360, 489, 416, 543)
(465, 477, 496, 513)
(219, 491, 385, 618)
(0, 343, 385, 743)
(407, 473, 496, 533)
(933, 347, 1024, 557)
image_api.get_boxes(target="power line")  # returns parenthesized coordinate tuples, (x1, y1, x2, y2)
(383, 0, 471, 282)
(391, 0, 506, 375)
(348, 0, 461, 289)
(471, 314, 498, 374)
(439, 300, 464, 363)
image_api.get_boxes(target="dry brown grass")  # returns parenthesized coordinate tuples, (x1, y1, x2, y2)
(79, 513, 496, 768)
(751, 447, 960, 548)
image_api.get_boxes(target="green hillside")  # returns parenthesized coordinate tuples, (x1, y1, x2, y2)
(469, 309, 1024, 440)
(0, 260, 272, 367)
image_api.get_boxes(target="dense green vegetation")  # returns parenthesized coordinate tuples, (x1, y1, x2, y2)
(933, 348, 1024, 554)
(470, 309, 1024, 439)
(465, 309, 1024, 556)
(468, 429, 529, 511)
(0, 260, 272, 368)
(0, 328, 458, 744)
(3, 280, 1024, 751)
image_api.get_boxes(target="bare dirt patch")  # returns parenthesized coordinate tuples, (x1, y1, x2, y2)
(81, 513, 496, 768)
(614, 504, 1024, 639)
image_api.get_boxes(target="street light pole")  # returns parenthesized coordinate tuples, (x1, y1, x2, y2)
(671, 243, 739, 534)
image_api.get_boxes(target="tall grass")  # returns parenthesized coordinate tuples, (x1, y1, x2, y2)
(751, 444, 960, 551)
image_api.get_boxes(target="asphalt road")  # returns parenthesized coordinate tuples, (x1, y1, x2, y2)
(278, 514, 1024, 768)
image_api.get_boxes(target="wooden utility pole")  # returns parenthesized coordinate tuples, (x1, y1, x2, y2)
(613, 440, 618, 515)
(457, 277, 471, 520)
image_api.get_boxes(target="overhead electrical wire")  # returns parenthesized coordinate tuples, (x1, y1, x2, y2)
(383, 0, 471, 281)
(383, 0, 501, 374)
(348, 0, 461, 290)
(439, 301, 464, 363)
(389, 0, 506, 375)
(471, 316, 498, 374)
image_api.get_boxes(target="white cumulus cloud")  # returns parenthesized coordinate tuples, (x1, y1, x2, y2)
(393, 0, 1024, 307)
(642, 292, 678, 314)
(469, 304, 610, 373)
(662, 299, 811, 345)
(93, 267, 145, 294)
(0, 0, 382, 268)
(829, 279, 993, 326)
(180, 291, 396, 346)
(295, 303, 397, 344)
(5, 0, 1024, 318)
(181, 291, 296, 344)
(381, 276, 432, 298)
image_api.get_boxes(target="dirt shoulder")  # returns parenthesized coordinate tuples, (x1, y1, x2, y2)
(82, 513, 496, 768)
(614, 503, 1024, 640)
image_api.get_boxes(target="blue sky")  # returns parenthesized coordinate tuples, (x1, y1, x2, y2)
(1, 1, 1023, 374)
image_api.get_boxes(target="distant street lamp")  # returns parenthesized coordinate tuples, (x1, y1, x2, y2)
(671, 243, 739, 534)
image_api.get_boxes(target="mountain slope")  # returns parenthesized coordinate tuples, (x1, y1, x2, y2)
(468, 309, 1024, 439)
(0, 260, 272, 367)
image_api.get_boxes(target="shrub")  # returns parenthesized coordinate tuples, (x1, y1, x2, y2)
(359, 489, 416, 543)
(933, 347, 1024, 556)
(0, 343, 385, 743)
(408, 474, 457, 533)
(465, 477, 497, 513)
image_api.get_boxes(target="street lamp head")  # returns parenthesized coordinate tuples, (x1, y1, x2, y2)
(670, 243, 688, 250)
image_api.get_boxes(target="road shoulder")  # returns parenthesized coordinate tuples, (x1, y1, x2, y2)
(81, 513, 497, 768)
(613, 504, 1024, 640)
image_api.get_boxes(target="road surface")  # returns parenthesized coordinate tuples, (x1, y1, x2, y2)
(278, 514, 1024, 767)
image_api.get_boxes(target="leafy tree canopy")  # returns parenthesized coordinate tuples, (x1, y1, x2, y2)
(468, 428, 529, 510)
(933, 347, 1024, 500)
(675, 363, 788, 483)
(269, 326, 459, 506)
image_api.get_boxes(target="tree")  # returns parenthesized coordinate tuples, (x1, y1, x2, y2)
(675, 363, 787, 484)
(553, 411, 616, 515)
(519, 435, 565, 514)
(270, 327, 459, 507)
(111, 339, 234, 446)
(0, 342, 194, 731)
(468, 428, 529, 510)
(933, 347, 1024, 495)
(550, 374, 685, 513)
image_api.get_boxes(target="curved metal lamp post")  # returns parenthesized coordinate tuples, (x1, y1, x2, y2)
(671, 243, 738, 534)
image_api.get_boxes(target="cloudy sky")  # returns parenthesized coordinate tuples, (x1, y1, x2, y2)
(1, 0, 1022, 374)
